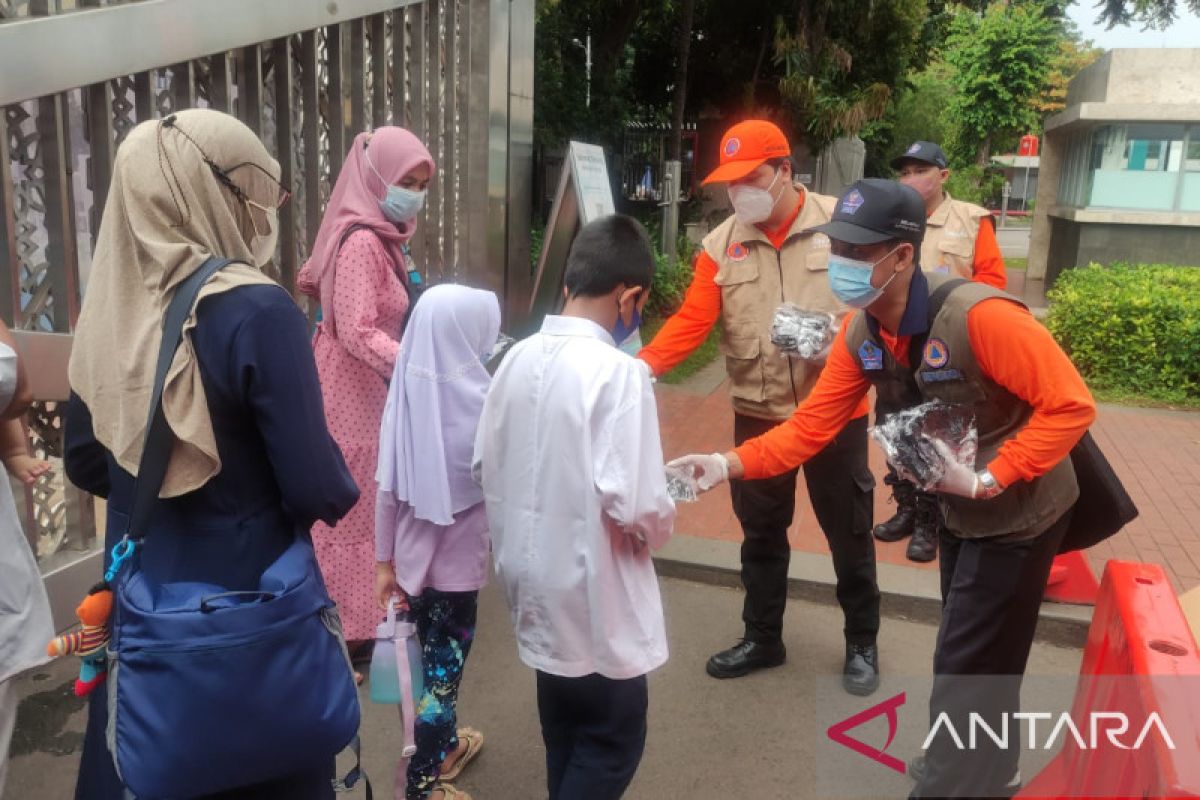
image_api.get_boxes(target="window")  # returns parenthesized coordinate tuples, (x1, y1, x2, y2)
(1058, 123, 1199, 212)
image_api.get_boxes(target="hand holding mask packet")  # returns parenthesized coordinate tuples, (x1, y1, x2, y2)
(870, 400, 978, 491)
(770, 304, 835, 361)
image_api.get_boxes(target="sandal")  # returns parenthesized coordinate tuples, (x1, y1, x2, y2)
(438, 727, 483, 781)
(432, 783, 472, 800)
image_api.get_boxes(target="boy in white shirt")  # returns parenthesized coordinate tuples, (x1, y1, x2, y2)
(473, 214, 676, 799)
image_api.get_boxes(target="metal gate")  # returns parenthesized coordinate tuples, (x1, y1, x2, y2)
(0, 0, 533, 629)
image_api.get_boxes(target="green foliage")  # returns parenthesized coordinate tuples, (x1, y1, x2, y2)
(646, 243, 696, 320)
(1046, 263, 1200, 404)
(943, 3, 1059, 165)
(639, 315, 722, 385)
(944, 164, 1006, 206)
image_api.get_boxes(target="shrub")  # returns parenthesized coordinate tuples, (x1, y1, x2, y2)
(646, 247, 694, 319)
(1046, 263, 1200, 404)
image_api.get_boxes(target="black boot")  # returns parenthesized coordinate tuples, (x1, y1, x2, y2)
(873, 471, 917, 542)
(705, 639, 787, 679)
(905, 490, 940, 563)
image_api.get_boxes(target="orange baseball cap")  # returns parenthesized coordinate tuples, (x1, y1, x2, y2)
(702, 119, 792, 185)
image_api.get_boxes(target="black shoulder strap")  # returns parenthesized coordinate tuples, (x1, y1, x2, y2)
(907, 277, 970, 372)
(125, 257, 235, 540)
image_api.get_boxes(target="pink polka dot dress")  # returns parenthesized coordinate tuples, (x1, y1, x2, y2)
(310, 228, 409, 641)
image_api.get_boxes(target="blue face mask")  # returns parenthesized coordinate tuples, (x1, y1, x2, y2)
(827, 247, 900, 309)
(379, 185, 426, 224)
(365, 145, 426, 224)
(612, 296, 642, 347)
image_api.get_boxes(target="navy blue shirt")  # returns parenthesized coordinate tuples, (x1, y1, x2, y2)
(66, 284, 358, 590)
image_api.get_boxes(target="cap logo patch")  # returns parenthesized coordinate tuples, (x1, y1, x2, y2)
(727, 241, 749, 262)
(923, 337, 950, 369)
(724, 137, 741, 157)
(906, 143, 921, 155)
(841, 189, 865, 215)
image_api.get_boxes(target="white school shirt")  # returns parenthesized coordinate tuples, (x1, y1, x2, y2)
(472, 315, 676, 680)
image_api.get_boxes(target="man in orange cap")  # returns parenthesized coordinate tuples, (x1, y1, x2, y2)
(639, 119, 882, 695)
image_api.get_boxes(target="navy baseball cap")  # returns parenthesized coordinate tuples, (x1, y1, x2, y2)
(810, 179, 926, 246)
(890, 140, 948, 170)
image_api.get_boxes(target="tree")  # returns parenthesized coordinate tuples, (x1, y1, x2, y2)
(1034, 35, 1103, 116)
(1092, 0, 1200, 29)
(943, 3, 1059, 166)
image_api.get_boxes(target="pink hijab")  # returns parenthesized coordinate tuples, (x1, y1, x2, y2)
(296, 126, 435, 332)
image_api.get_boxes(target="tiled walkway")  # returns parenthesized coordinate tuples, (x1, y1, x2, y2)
(655, 372, 1200, 595)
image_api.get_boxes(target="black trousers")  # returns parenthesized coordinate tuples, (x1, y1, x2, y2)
(730, 413, 880, 645)
(537, 671, 648, 800)
(911, 509, 1072, 800)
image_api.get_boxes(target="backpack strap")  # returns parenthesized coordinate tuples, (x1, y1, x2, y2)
(123, 257, 235, 542)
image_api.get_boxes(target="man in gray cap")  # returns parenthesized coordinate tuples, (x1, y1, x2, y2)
(670, 178, 1094, 800)
(877, 141, 1007, 563)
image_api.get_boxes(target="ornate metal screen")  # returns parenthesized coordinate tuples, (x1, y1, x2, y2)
(0, 0, 533, 627)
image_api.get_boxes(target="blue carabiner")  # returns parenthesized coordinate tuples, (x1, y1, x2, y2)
(104, 535, 137, 583)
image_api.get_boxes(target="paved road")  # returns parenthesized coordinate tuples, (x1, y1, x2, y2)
(7, 576, 1083, 799)
(995, 226, 1031, 258)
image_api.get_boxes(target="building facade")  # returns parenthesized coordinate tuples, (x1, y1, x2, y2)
(1028, 49, 1200, 287)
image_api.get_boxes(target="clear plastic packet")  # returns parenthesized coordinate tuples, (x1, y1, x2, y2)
(665, 463, 700, 503)
(770, 304, 835, 361)
(869, 400, 978, 491)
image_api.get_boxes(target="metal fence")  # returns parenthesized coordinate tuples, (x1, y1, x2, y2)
(0, 0, 533, 627)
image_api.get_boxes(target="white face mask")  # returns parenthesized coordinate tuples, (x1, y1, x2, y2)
(728, 168, 783, 225)
(249, 206, 279, 267)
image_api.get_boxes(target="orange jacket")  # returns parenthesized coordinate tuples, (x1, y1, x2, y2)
(970, 218, 1006, 290)
(734, 296, 1095, 486)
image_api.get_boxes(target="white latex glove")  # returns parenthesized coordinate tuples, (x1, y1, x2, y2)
(666, 453, 729, 493)
(930, 439, 979, 499)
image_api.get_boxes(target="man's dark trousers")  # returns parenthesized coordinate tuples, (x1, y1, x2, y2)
(911, 509, 1072, 800)
(536, 670, 648, 800)
(730, 413, 880, 646)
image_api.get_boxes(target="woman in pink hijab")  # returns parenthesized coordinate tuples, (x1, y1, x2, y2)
(298, 127, 435, 659)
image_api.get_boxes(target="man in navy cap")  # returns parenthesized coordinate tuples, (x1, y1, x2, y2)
(671, 178, 1095, 799)
(876, 141, 1008, 563)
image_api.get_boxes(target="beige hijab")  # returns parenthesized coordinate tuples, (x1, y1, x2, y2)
(69, 108, 281, 497)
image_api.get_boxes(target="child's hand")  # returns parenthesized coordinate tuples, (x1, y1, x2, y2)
(4, 454, 51, 485)
(375, 561, 405, 611)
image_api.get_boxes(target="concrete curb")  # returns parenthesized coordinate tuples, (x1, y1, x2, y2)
(653, 534, 1093, 649)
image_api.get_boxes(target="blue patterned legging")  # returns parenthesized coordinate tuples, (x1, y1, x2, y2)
(404, 588, 478, 800)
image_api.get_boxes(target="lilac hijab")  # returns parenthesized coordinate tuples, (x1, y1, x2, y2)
(296, 126, 434, 334)
(376, 284, 501, 525)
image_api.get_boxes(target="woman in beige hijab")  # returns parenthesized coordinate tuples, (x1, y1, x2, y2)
(65, 108, 358, 800)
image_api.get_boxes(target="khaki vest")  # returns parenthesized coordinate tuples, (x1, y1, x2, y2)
(844, 274, 1078, 538)
(702, 185, 843, 421)
(922, 194, 992, 280)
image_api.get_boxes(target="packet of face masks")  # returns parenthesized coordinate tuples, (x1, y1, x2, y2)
(870, 400, 978, 491)
(664, 464, 700, 503)
(770, 304, 835, 361)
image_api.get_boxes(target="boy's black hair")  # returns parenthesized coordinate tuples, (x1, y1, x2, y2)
(564, 214, 655, 299)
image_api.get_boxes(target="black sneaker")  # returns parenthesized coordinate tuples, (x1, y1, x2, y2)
(705, 639, 786, 679)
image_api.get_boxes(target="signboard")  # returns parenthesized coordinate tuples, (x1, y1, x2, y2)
(527, 141, 616, 331)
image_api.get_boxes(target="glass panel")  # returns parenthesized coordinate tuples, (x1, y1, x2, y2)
(1087, 123, 1186, 210)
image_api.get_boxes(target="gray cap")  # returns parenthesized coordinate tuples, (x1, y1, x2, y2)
(810, 179, 926, 246)
(890, 140, 948, 170)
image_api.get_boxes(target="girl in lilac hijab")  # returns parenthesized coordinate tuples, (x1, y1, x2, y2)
(298, 128, 434, 660)
(375, 284, 500, 800)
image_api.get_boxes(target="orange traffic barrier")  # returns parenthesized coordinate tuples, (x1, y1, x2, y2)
(1017, 561, 1200, 800)
(1044, 551, 1101, 605)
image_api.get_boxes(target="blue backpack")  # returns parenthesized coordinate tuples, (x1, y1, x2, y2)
(103, 258, 367, 798)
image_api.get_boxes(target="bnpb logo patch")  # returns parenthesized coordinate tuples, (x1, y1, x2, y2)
(724, 137, 741, 158)
(727, 242, 749, 262)
(923, 337, 950, 369)
(906, 142, 921, 155)
(841, 190, 865, 215)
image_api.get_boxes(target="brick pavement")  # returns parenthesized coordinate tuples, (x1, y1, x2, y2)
(655, 375, 1200, 595)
